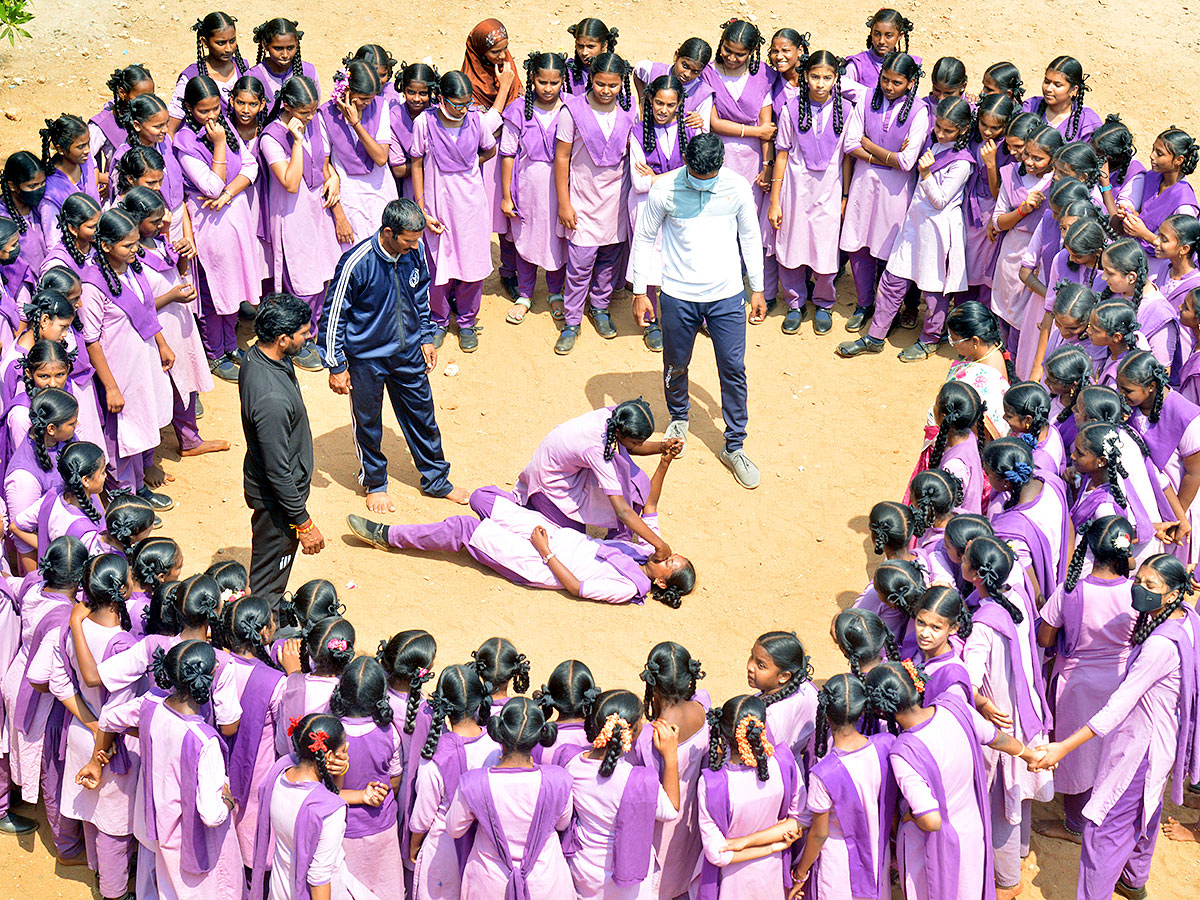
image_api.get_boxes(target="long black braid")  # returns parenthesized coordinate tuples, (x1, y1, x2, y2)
(57, 442, 104, 524)
(966, 537, 1023, 624)
(253, 19, 305, 79)
(1099, 239, 1149, 308)
(1045, 345, 1093, 423)
(1038, 56, 1088, 142)
(56, 193, 102, 268)
(94, 208, 144, 297)
(796, 50, 846, 137)
(1116, 350, 1170, 424)
(641, 74, 688, 159)
(28, 388, 76, 474)
(931, 380, 984, 469)
(194, 13, 248, 79)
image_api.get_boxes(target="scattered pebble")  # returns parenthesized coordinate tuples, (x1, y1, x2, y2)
(444, 362, 459, 377)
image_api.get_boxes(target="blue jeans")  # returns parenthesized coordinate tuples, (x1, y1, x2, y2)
(659, 291, 748, 452)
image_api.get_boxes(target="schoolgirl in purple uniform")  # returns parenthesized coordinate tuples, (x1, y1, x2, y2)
(1117, 128, 1200, 256)
(563, 18, 618, 95)
(853, 560, 923, 658)
(963, 95, 1019, 307)
(166, 12, 250, 133)
(789, 675, 896, 900)
(1022, 56, 1102, 142)
(411, 70, 508, 352)
(322, 60, 397, 251)
(2, 152, 50, 279)
(912, 587, 973, 705)
(1088, 300, 1145, 388)
(1002, 381, 1066, 476)
(746, 631, 818, 773)
(89, 65, 155, 191)
(864, 662, 1040, 900)
(564, 689, 681, 899)
(696, 694, 806, 900)
(1151, 214, 1200, 313)
(530, 659, 597, 766)
(554, 52, 637, 352)
(39, 192, 98, 282)
(922, 57, 967, 119)
(767, 50, 858, 336)
(246, 18, 319, 105)
(1100, 240, 1182, 372)
(16, 443, 105, 558)
(0, 218, 33, 344)
(275, 618, 356, 755)
(929, 381, 987, 514)
(1027, 219, 1107, 382)
(38, 115, 100, 223)
(831, 607, 900, 681)
(328, 657, 405, 897)
(1033, 554, 1200, 900)
(702, 20, 776, 313)
(388, 63, 437, 202)
(500, 53, 568, 325)
(4, 389, 75, 573)
(764, 30, 809, 122)
(838, 52, 931, 332)
(633, 38, 714, 135)
(1091, 115, 1147, 221)
(844, 8, 919, 91)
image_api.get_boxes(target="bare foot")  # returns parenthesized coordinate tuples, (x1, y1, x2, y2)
(180, 439, 231, 457)
(144, 465, 176, 488)
(996, 883, 1023, 900)
(366, 491, 396, 515)
(1032, 818, 1083, 845)
(1163, 816, 1200, 842)
(445, 485, 470, 505)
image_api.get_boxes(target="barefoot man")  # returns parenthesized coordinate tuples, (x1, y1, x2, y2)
(318, 198, 469, 512)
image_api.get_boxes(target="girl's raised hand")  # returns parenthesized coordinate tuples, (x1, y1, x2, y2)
(285, 117, 306, 140)
(684, 110, 704, 130)
(496, 60, 517, 91)
(1025, 190, 1045, 210)
(336, 95, 361, 126)
(650, 719, 680, 756)
(362, 781, 390, 806)
(917, 149, 935, 176)
(204, 119, 227, 145)
(980, 139, 997, 167)
(279, 638, 302, 674)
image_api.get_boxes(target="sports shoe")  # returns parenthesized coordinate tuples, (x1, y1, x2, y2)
(835, 336, 885, 358)
(209, 356, 238, 383)
(458, 327, 479, 353)
(195, 397, 204, 419)
(720, 447, 760, 489)
(293, 342, 323, 371)
(1114, 879, 1148, 900)
(136, 486, 175, 511)
(0, 812, 37, 834)
(554, 326, 579, 355)
(898, 340, 936, 362)
(589, 307, 617, 339)
(664, 419, 689, 456)
(813, 309, 833, 334)
(347, 514, 391, 550)
(432, 327, 446, 349)
(238, 301, 257, 319)
(781, 309, 804, 334)
(643, 323, 663, 352)
(845, 306, 873, 332)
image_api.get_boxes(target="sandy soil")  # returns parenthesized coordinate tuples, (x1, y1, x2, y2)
(2, 0, 1200, 897)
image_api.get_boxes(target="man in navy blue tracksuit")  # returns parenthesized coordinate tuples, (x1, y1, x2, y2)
(319, 198, 468, 513)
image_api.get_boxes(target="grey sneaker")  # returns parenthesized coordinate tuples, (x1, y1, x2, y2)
(664, 419, 689, 457)
(720, 447, 760, 489)
(347, 515, 391, 550)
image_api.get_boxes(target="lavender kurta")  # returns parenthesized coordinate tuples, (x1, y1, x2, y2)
(762, 681, 819, 775)
(139, 240, 214, 398)
(500, 101, 567, 272)
(225, 654, 286, 861)
(387, 102, 422, 201)
(990, 164, 1053, 329)
(323, 98, 398, 250)
(556, 96, 634, 247)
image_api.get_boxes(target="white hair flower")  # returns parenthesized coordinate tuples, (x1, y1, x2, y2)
(1112, 533, 1132, 550)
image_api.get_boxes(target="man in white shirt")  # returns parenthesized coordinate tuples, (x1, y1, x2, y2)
(630, 133, 766, 489)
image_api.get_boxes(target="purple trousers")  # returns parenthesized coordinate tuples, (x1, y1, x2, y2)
(763, 253, 778, 302)
(564, 242, 623, 326)
(429, 279, 483, 329)
(866, 271, 949, 344)
(499, 234, 517, 280)
(1077, 756, 1160, 900)
(43, 715, 84, 858)
(991, 781, 1032, 889)
(172, 385, 202, 452)
(386, 517, 531, 585)
(847, 248, 883, 309)
(779, 265, 835, 310)
(83, 821, 133, 899)
(0, 754, 8, 818)
(515, 256, 565, 300)
(200, 307, 238, 359)
(281, 263, 326, 334)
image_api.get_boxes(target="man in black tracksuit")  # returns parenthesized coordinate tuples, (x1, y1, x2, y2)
(318, 198, 467, 514)
(241, 293, 325, 608)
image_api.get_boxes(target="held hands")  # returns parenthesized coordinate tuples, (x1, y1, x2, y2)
(171, 234, 197, 259)
(660, 439, 683, 461)
(201, 191, 233, 212)
(361, 781, 390, 807)
(1028, 742, 1067, 772)
(1153, 520, 1180, 544)
(917, 149, 935, 177)
(322, 172, 341, 209)
(788, 869, 811, 900)
(986, 219, 999, 243)
(1172, 518, 1193, 547)
(753, 122, 777, 141)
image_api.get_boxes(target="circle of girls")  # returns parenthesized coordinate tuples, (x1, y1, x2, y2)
(1, 4, 1200, 900)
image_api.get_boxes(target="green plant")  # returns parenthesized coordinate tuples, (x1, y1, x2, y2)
(0, 0, 32, 45)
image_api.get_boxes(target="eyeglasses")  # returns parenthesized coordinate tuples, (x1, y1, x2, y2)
(442, 98, 471, 111)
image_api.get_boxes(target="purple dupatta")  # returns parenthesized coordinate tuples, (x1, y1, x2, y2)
(80, 262, 163, 340)
(224, 656, 284, 809)
(701, 66, 772, 127)
(320, 97, 384, 176)
(1150, 606, 1200, 805)
(261, 118, 324, 190)
(1137, 172, 1199, 255)
(969, 593, 1052, 739)
(1135, 389, 1200, 471)
(561, 93, 636, 168)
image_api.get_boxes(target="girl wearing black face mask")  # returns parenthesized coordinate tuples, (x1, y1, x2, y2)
(1030, 553, 1200, 899)
(1, 151, 49, 274)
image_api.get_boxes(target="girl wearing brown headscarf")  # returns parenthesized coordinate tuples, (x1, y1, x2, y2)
(462, 18, 522, 108)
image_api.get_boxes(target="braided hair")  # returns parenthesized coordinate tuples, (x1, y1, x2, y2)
(1, 151, 44, 235)
(1100, 239, 1150, 308)
(866, 9, 914, 53)
(907, 469, 963, 536)
(814, 674, 867, 759)
(27, 388, 77, 474)
(1157, 127, 1200, 177)
(1089, 114, 1136, 183)
(292, 713, 346, 794)
(931, 380, 986, 469)
(871, 52, 921, 125)
(871, 559, 925, 621)
(1162, 214, 1200, 267)
(640, 640, 704, 718)
(21, 326, 76, 388)
(279, 578, 343, 635)
(395, 62, 441, 107)
(973, 93, 1018, 144)
(936, 96, 975, 151)
(94, 209, 143, 296)
(1048, 279, 1099, 338)
(1063, 220, 1110, 270)
(38, 266, 83, 305)
(649, 556, 695, 609)
(1076, 384, 1151, 459)
(193, 12, 248, 78)
(796, 50, 845, 136)
(56, 441, 104, 523)
(641, 74, 689, 158)
(304, 616, 355, 676)
(708, 694, 772, 780)
(917, 585, 973, 640)
(1045, 345, 1093, 423)
(588, 52, 634, 111)
(221, 594, 277, 669)
(602, 398, 654, 461)
(104, 493, 156, 557)
(472, 636, 530, 695)
(1131, 554, 1192, 645)
(1116, 349, 1170, 423)
(1075, 421, 1130, 509)
(182, 75, 241, 152)
(252, 18, 305, 78)
(159, 639, 216, 706)
(718, 19, 764, 75)
(1054, 141, 1102, 187)
(55, 193, 102, 267)
(982, 436, 1036, 510)
(1038, 56, 1089, 141)
(421, 664, 492, 759)
(115, 145, 166, 195)
(754, 631, 813, 707)
(1067, 515, 1135, 591)
(106, 65, 155, 133)
(566, 18, 618, 91)
(265, 75, 319, 126)
(533, 659, 599, 721)
(330, 657, 394, 730)
(584, 689, 642, 775)
(1003, 381, 1053, 440)
(983, 61, 1024, 102)
(39, 114, 89, 170)
(163, 573, 222, 638)
(521, 52, 568, 121)
(944, 513, 995, 559)
(206, 559, 248, 597)
(965, 536, 1023, 623)
(833, 608, 900, 679)
(869, 500, 916, 555)
(130, 536, 181, 629)
(38, 535, 89, 592)
(489, 697, 557, 758)
(863, 661, 923, 732)
(120, 93, 168, 144)
(376, 629, 437, 734)
(82, 552, 133, 633)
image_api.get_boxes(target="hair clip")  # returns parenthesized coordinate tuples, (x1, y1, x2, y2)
(308, 729, 330, 754)
(326, 637, 349, 653)
(286, 716, 300, 737)
(901, 659, 926, 693)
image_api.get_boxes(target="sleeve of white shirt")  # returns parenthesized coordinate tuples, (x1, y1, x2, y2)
(734, 176, 765, 291)
(632, 179, 671, 295)
(308, 806, 347, 886)
(895, 106, 931, 171)
(212, 661, 243, 726)
(196, 734, 232, 827)
(922, 159, 972, 211)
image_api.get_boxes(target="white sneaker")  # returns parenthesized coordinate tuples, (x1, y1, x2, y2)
(664, 419, 689, 456)
(720, 447, 760, 489)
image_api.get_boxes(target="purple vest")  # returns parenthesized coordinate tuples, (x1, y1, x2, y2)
(965, 141, 1012, 228)
(500, 101, 560, 213)
(790, 96, 854, 172)
(561, 93, 636, 168)
(425, 109, 487, 174)
(111, 134, 184, 209)
(919, 651, 973, 706)
(890, 696, 995, 900)
(261, 118, 324, 190)
(864, 95, 923, 155)
(701, 66, 773, 127)
(969, 593, 1052, 739)
(458, 765, 573, 900)
(647, 62, 714, 139)
(43, 162, 100, 210)
(224, 656, 284, 809)
(80, 261, 163, 341)
(320, 97, 384, 177)
(1136, 389, 1200, 470)
(14, 595, 71, 735)
(560, 760, 658, 886)
(173, 124, 244, 192)
(990, 477, 1069, 598)
(341, 717, 399, 838)
(89, 104, 125, 153)
(1137, 172, 1199, 255)
(35, 488, 104, 561)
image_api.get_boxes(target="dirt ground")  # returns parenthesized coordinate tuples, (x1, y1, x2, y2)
(1, 0, 1200, 896)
